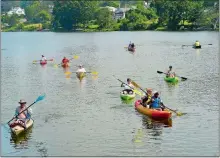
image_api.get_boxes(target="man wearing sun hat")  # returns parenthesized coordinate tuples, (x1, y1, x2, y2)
(9, 99, 32, 129)
(141, 88, 153, 107)
(76, 64, 86, 73)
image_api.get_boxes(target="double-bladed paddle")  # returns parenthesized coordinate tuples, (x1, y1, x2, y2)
(182, 44, 212, 47)
(113, 75, 142, 96)
(157, 71, 187, 81)
(33, 59, 54, 63)
(7, 94, 46, 125)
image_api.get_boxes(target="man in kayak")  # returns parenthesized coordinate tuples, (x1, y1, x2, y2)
(62, 57, 70, 64)
(41, 55, 47, 61)
(9, 99, 32, 129)
(166, 66, 175, 77)
(121, 78, 135, 94)
(194, 40, 200, 47)
(149, 92, 165, 111)
(141, 88, 153, 107)
(76, 64, 86, 73)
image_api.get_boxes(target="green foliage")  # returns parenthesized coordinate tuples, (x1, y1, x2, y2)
(99, 1, 120, 8)
(95, 8, 115, 29)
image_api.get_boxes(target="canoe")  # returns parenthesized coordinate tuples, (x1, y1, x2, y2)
(62, 62, 70, 68)
(128, 47, 135, 52)
(10, 119, 34, 136)
(193, 45, 201, 49)
(164, 76, 179, 83)
(120, 91, 136, 100)
(134, 100, 172, 121)
(40, 60, 47, 65)
(76, 72, 86, 80)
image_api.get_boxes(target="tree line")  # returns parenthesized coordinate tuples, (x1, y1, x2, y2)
(1, 0, 219, 31)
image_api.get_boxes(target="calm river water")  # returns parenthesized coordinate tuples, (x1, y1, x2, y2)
(1, 31, 219, 156)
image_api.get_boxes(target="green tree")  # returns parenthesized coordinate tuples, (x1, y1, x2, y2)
(96, 8, 115, 29)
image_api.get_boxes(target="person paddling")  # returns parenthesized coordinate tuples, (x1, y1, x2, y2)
(149, 91, 165, 111)
(194, 40, 200, 47)
(141, 88, 153, 107)
(131, 43, 135, 48)
(62, 57, 70, 64)
(76, 64, 86, 73)
(166, 66, 175, 78)
(121, 78, 135, 94)
(9, 99, 32, 129)
(41, 55, 46, 61)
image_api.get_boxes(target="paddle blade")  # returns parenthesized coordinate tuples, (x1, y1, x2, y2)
(181, 77, 187, 81)
(35, 94, 46, 103)
(131, 81, 140, 89)
(73, 55, 79, 59)
(133, 89, 142, 96)
(157, 71, 164, 74)
(65, 71, 72, 75)
(91, 71, 98, 75)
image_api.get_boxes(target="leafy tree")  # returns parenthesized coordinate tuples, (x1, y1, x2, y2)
(95, 8, 115, 29)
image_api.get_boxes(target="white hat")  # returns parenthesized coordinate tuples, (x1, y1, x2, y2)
(18, 99, 27, 104)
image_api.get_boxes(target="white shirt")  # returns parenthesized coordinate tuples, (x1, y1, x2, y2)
(123, 83, 134, 90)
(41, 57, 47, 61)
(76, 68, 86, 73)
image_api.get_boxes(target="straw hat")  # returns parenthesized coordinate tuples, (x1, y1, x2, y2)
(18, 99, 26, 104)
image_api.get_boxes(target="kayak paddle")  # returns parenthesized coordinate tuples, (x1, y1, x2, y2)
(157, 71, 187, 81)
(182, 44, 212, 47)
(33, 59, 54, 63)
(7, 94, 46, 125)
(161, 103, 183, 116)
(65, 71, 98, 75)
(54, 55, 79, 68)
(113, 75, 143, 96)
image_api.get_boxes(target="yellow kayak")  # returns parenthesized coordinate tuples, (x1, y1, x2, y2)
(10, 119, 34, 136)
(76, 72, 86, 80)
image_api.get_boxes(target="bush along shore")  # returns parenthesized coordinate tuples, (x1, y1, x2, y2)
(1, 1, 219, 32)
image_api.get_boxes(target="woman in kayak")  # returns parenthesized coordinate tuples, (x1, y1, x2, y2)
(149, 92, 165, 111)
(166, 66, 175, 77)
(41, 55, 47, 61)
(62, 57, 70, 64)
(76, 64, 86, 73)
(9, 99, 32, 129)
(141, 88, 153, 107)
(121, 78, 134, 94)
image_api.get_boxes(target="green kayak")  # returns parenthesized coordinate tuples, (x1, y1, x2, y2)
(120, 91, 136, 100)
(164, 76, 179, 83)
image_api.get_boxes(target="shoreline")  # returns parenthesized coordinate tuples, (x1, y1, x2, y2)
(1, 29, 218, 33)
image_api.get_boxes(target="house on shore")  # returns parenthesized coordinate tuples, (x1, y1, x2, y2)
(7, 7, 25, 16)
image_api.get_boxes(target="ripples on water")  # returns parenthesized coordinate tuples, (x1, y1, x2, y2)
(1, 32, 219, 156)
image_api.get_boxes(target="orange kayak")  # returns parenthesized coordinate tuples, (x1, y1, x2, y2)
(61, 62, 69, 68)
(134, 100, 172, 121)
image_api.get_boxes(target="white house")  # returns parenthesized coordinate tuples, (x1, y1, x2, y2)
(114, 8, 132, 20)
(7, 7, 25, 16)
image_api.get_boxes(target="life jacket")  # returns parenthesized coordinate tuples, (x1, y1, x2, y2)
(195, 41, 200, 46)
(151, 96, 161, 109)
(62, 59, 69, 63)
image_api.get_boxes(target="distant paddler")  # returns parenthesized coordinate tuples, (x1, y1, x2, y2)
(193, 40, 201, 48)
(76, 64, 86, 79)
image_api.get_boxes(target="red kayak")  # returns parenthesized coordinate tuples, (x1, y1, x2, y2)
(40, 60, 47, 65)
(134, 100, 172, 121)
